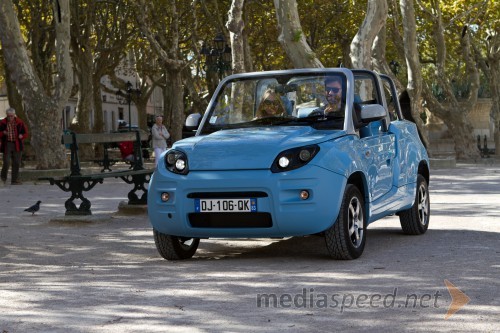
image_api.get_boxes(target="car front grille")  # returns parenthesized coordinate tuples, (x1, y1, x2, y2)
(187, 191, 268, 199)
(188, 212, 272, 228)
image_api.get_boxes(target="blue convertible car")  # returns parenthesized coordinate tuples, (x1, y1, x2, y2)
(148, 68, 430, 260)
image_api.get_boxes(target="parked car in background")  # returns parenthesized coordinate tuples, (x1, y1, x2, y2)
(148, 68, 430, 260)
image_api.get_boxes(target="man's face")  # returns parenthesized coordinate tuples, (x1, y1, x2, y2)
(325, 81, 342, 105)
(6, 113, 15, 122)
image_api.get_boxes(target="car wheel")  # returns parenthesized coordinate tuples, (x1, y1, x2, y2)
(399, 174, 430, 235)
(153, 229, 200, 260)
(324, 184, 366, 260)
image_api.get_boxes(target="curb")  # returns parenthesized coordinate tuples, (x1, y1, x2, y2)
(116, 200, 148, 215)
(49, 214, 114, 224)
(429, 157, 456, 169)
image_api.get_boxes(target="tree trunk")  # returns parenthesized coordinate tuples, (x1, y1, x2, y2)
(350, 0, 388, 69)
(398, 0, 429, 149)
(134, 81, 154, 131)
(183, 67, 208, 114)
(136, 98, 149, 131)
(2, 54, 25, 119)
(0, 0, 73, 169)
(419, 2, 480, 160)
(135, 0, 186, 144)
(483, 34, 500, 156)
(72, 49, 93, 133)
(70, 56, 94, 161)
(443, 112, 479, 160)
(371, 21, 404, 92)
(167, 69, 184, 143)
(273, 0, 323, 68)
(92, 75, 104, 133)
(226, 0, 246, 74)
(29, 99, 69, 168)
(243, 27, 254, 72)
(163, 77, 172, 126)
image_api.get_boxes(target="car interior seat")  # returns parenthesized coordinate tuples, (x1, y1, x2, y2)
(280, 95, 294, 115)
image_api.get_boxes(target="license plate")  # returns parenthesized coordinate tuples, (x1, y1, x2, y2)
(194, 198, 257, 213)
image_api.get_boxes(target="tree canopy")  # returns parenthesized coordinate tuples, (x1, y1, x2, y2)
(0, 0, 498, 167)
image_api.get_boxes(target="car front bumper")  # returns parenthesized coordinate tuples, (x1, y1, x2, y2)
(148, 164, 347, 238)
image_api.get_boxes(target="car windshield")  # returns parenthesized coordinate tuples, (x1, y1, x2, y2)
(199, 72, 348, 135)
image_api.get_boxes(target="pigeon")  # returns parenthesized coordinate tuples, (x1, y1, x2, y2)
(25, 201, 41, 215)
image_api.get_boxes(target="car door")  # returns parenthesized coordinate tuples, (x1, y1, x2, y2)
(359, 123, 396, 201)
(354, 73, 396, 202)
(379, 73, 409, 186)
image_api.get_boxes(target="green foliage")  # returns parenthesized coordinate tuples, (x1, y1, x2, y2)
(298, 0, 367, 67)
(413, 0, 498, 91)
(2, 0, 497, 120)
(244, 0, 285, 70)
(292, 29, 303, 42)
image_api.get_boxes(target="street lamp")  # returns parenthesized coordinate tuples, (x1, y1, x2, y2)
(116, 81, 141, 131)
(200, 32, 232, 81)
(389, 60, 400, 75)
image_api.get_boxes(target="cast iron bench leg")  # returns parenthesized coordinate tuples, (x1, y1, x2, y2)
(119, 173, 151, 205)
(53, 179, 103, 215)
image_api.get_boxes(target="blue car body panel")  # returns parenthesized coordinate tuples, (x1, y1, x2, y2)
(149, 164, 347, 238)
(148, 69, 429, 239)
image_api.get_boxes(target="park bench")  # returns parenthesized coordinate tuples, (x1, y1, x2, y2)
(40, 130, 154, 215)
(91, 143, 121, 172)
(93, 145, 153, 172)
(92, 129, 152, 171)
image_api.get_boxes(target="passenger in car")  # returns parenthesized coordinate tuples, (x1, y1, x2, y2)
(308, 76, 345, 118)
(255, 89, 286, 118)
(323, 76, 344, 116)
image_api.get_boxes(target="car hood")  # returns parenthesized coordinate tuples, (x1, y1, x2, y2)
(173, 126, 346, 171)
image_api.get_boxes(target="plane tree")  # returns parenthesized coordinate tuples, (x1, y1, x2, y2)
(0, 0, 72, 169)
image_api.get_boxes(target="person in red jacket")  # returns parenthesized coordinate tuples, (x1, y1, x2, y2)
(118, 141, 135, 162)
(0, 107, 28, 185)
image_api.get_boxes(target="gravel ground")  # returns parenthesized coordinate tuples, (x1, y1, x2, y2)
(0, 163, 499, 332)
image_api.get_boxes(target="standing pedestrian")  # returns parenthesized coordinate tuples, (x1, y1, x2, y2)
(0, 107, 28, 185)
(151, 115, 170, 167)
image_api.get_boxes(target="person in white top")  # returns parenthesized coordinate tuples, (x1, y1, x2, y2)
(151, 115, 170, 166)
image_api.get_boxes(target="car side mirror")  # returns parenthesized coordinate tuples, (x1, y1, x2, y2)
(185, 113, 201, 129)
(183, 113, 202, 138)
(359, 104, 386, 122)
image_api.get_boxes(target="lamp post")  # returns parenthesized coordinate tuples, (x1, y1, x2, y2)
(200, 32, 232, 81)
(116, 81, 141, 131)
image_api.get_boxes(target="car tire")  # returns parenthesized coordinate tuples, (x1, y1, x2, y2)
(399, 174, 430, 235)
(324, 184, 366, 260)
(153, 229, 200, 260)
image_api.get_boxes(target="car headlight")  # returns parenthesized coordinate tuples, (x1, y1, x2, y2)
(271, 145, 319, 173)
(165, 149, 189, 175)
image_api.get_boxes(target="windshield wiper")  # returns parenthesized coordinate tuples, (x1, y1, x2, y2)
(292, 113, 343, 122)
(249, 115, 295, 125)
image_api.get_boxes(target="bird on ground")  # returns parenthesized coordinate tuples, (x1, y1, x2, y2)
(25, 201, 41, 215)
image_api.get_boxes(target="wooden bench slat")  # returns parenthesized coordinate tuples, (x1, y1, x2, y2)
(62, 131, 148, 145)
(40, 168, 154, 182)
